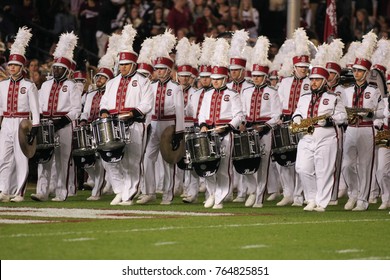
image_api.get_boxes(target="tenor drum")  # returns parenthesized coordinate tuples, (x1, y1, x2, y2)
(232, 130, 262, 174)
(92, 117, 125, 163)
(32, 119, 59, 164)
(186, 132, 222, 177)
(271, 123, 298, 166)
(72, 125, 95, 156)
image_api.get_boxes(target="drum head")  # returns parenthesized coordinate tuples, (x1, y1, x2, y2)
(97, 140, 125, 152)
(72, 148, 96, 157)
(32, 148, 54, 164)
(271, 150, 297, 166)
(192, 159, 220, 177)
(73, 154, 96, 168)
(97, 145, 125, 163)
(233, 157, 261, 175)
(177, 158, 192, 170)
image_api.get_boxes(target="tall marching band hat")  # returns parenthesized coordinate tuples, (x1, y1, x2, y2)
(8, 26, 32, 66)
(73, 70, 87, 81)
(340, 41, 361, 69)
(251, 36, 271, 76)
(118, 24, 138, 65)
(325, 39, 344, 75)
(52, 31, 78, 70)
(277, 38, 295, 78)
(198, 37, 216, 77)
(309, 43, 330, 80)
(352, 30, 377, 71)
(97, 33, 120, 80)
(137, 37, 154, 76)
(175, 37, 192, 76)
(228, 29, 249, 70)
(292, 28, 311, 67)
(210, 38, 230, 79)
(152, 29, 176, 69)
(189, 42, 200, 78)
(371, 38, 390, 74)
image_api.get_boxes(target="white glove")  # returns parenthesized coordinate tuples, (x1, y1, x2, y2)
(293, 116, 302, 125)
(317, 119, 326, 127)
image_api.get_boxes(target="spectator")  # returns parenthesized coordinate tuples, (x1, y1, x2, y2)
(51, 2, 78, 36)
(212, 0, 230, 22)
(79, 0, 99, 55)
(227, 5, 242, 29)
(189, 0, 206, 22)
(216, 22, 228, 35)
(352, 8, 375, 40)
(193, 5, 220, 43)
(167, 0, 193, 36)
(132, 0, 150, 18)
(143, 6, 167, 37)
(239, 0, 260, 39)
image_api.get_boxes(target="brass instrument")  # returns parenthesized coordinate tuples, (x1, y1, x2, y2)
(289, 114, 331, 135)
(345, 107, 374, 125)
(375, 130, 390, 148)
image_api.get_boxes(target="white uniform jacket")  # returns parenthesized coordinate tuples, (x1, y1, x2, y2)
(39, 78, 81, 121)
(198, 86, 244, 129)
(341, 83, 384, 126)
(80, 88, 105, 123)
(0, 77, 40, 126)
(293, 91, 347, 125)
(227, 79, 253, 94)
(183, 85, 196, 123)
(100, 72, 153, 118)
(150, 78, 185, 133)
(241, 84, 282, 126)
(278, 75, 311, 116)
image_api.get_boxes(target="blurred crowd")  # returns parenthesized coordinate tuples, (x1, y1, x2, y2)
(1, 0, 390, 88)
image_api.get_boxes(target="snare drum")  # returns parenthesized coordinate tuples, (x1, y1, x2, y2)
(271, 123, 298, 166)
(232, 130, 262, 174)
(72, 125, 95, 157)
(185, 132, 221, 163)
(36, 119, 56, 150)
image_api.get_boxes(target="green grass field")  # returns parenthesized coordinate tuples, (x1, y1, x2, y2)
(1, 186, 389, 260)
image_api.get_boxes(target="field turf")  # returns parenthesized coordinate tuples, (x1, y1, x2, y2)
(1, 186, 389, 260)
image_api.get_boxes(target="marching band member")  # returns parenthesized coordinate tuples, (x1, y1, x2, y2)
(79, 39, 116, 201)
(240, 36, 282, 208)
(198, 38, 245, 209)
(325, 39, 346, 206)
(292, 44, 347, 212)
(341, 31, 384, 211)
(31, 32, 82, 202)
(375, 74, 390, 210)
(139, 30, 185, 205)
(226, 30, 253, 203)
(99, 24, 154, 206)
(0, 27, 40, 202)
(276, 28, 311, 206)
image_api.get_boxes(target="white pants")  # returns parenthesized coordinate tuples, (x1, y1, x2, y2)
(376, 147, 390, 203)
(0, 118, 29, 196)
(84, 156, 105, 197)
(36, 124, 73, 200)
(342, 126, 375, 209)
(295, 127, 338, 208)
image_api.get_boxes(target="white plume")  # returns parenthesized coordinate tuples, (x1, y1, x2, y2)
(210, 38, 230, 67)
(189, 42, 201, 68)
(152, 29, 176, 59)
(327, 38, 344, 62)
(270, 38, 294, 73)
(355, 30, 377, 61)
(340, 41, 361, 68)
(175, 37, 191, 66)
(228, 29, 249, 58)
(371, 38, 390, 67)
(311, 43, 328, 67)
(98, 33, 121, 69)
(53, 31, 78, 61)
(251, 36, 270, 68)
(10, 26, 32, 57)
(120, 24, 137, 52)
(137, 37, 154, 64)
(199, 37, 216, 66)
(242, 45, 253, 71)
(293, 27, 310, 56)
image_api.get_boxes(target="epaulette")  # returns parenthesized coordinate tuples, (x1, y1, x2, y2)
(368, 82, 378, 89)
(170, 79, 180, 86)
(151, 79, 158, 84)
(301, 92, 312, 97)
(242, 84, 255, 93)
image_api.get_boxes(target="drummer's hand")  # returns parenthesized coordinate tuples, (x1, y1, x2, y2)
(239, 124, 246, 132)
(276, 119, 283, 125)
(215, 125, 226, 134)
(28, 126, 39, 145)
(79, 120, 87, 126)
(101, 113, 109, 118)
(200, 126, 208, 133)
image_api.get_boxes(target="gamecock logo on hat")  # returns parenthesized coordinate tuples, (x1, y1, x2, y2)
(20, 87, 26, 94)
(323, 98, 329, 105)
(121, 53, 126, 60)
(62, 85, 68, 92)
(213, 67, 219, 74)
(224, 95, 230, 101)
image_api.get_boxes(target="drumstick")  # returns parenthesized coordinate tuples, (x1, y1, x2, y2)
(206, 125, 229, 132)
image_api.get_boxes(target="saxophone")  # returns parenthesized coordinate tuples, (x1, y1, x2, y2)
(375, 130, 390, 148)
(289, 114, 331, 135)
(345, 107, 374, 125)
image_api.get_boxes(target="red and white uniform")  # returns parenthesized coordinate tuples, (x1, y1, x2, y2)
(143, 78, 185, 202)
(79, 88, 107, 197)
(277, 75, 311, 204)
(198, 85, 245, 205)
(341, 83, 384, 209)
(0, 77, 40, 197)
(241, 84, 282, 205)
(100, 71, 154, 202)
(293, 91, 347, 208)
(36, 77, 82, 200)
(376, 97, 390, 208)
